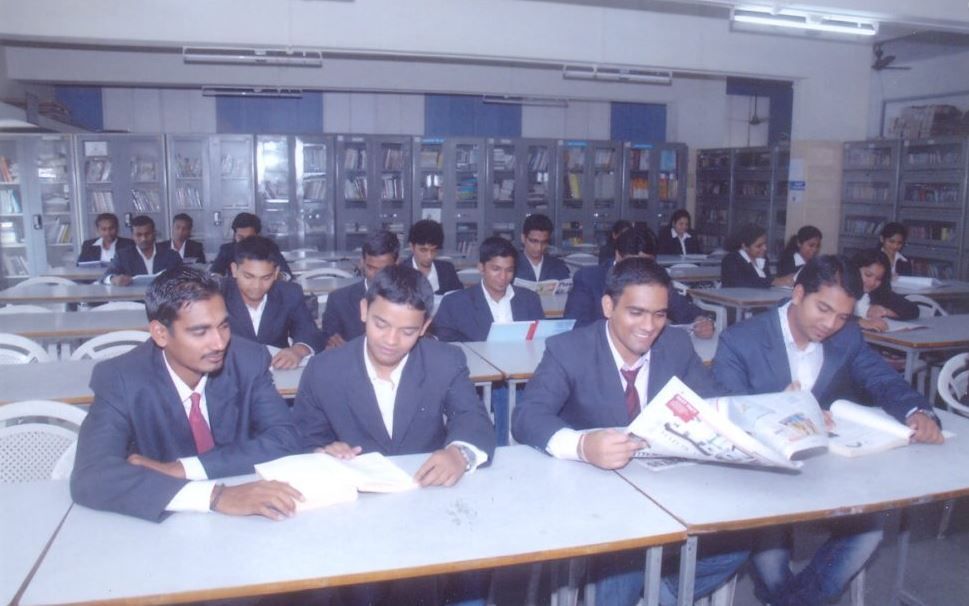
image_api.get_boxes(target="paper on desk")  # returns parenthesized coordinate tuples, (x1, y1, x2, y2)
(894, 276, 942, 290)
(266, 345, 311, 367)
(881, 319, 926, 332)
(130, 272, 163, 286)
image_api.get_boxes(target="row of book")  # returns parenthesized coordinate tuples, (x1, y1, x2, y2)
(45, 217, 72, 244)
(698, 153, 731, 171)
(628, 149, 650, 171)
(629, 177, 650, 200)
(658, 173, 680, 201)
(419, 149, 444, 170)
(303, 177, 328, 201)
(455, 176, 478, 201)
(303, 146, 327, 174)
(455, 146, 479, 170)
(344, 176, 368, 201)
(2, 252, 29, 276)
(698, 180, 729, 197)
(0, 156, 19, 183)
(845, 182, 891, 202)
(343, 147, 367, 172)
(492, 148, 515, 171)
(492, 178, 515, 202)
(845, 148, 894, 170)
(905, 148, 962, 167)
(174, 185, 203, 209)
(130, 158, 159, 182)
(263, 180, 290, 201)
(174, 154, 202, 179)
(221, 154, 248, 178)
(528, 148, 550, 172)
(903, 183, 961, 204)
(382, 147, 405, 171)
(735, 151, 773, 170)
(735, 181, 770, 198)
(36, 153, 69, 182)
(381, 175, 405, 200)
(85, 159, 112, 183)
(843, 217, 886, 236)
(131, 189, 162, 212)
(89, 190, 115, 212)
(0, 189, 22, 214)
(908, 223, 957, 242)
(593, 173, 616, 199)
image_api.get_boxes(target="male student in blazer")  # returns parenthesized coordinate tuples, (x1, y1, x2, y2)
(159, 213, 206, 263)
(223, 235, 324, 369)
(71, 266, 303, 523)
(400, 219, 463, 294)
(77, 212, 133, 264)
(103, 215, 182, 285)
(515, 213, 570, 282)
(564, 226, 714, 338)
(322, 229, 400, 349)
(433, 235, 545, 342)
(209, 212, 292, 277)
(512, 257, 748, 606)
(712, 255, 943, 606)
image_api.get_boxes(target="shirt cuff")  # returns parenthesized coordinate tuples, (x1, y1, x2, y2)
(179, 456, 208, 481)
(294, 342, 315, 356)
(447, 440, 489, 473)
(546, 427, 584, 461)
(165, 480, 216, 513)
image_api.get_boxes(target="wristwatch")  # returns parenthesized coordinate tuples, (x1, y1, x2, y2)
(453, 444, 476, 471)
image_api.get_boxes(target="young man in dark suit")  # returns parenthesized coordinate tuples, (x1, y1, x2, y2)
(712, 255, 943, 606)
(512, 257, 747, 606)
(71, 266, 303, 522)
(321, 230, 399, 349)
(209, 212, 291, 277)
(77, 212, 134, 264)
(433, 235, 545, 342)
(515, 213, 570, 282)
(564, 226, 714, 338)
(400, 219, 463, 294)
(223, 236, 324, 369)
(159, 213, 206, 263)
(103, 215, 182, 285)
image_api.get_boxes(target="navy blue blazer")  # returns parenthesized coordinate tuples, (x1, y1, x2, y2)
(515, 251, 570, 282)
(720, 251, 774, 288)
(159, 239, 206, 264)
(293, 337, 496, 460)
(209, 240, 292, 277)
(223, 277, 325, 352)
(432, 284, 545, 342)
(656, 229, 702, 256)
(866, 283, 919, 321)
(712, 305, 930, 422)
(321, 279, 367, 343)
(563, 261, 705, 328)
(881, 248, 912, 278)
(103, 245, 182, 279)
(399, 257, 464, 294)
(77, 236, 134, 264)
(512, 320, 718, 449)
(71, 338, 301, 522)
(776, 250, 803, 277)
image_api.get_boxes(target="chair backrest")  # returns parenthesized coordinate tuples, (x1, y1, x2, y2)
(0, 400, 88, 482)
(937, 352, 969, 418)
(298, 267, 354, 287)
(0, 333, 53, 364)
(69, 330, 150, 361)
(11, 276, 77, 289)
(91, 301, 146, 312)
(904, 294, 947, 318)
(669, 263, 700, 269)
(0, 305, 54, 314)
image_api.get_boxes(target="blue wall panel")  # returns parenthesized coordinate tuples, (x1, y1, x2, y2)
(216, 93, 323, 134)
(610, 102, 667, 143)
(425, 95, 521, 137)
(54, 86, 103, 131)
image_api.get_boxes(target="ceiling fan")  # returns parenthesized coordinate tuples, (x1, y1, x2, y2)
(872, 43, 911, 71)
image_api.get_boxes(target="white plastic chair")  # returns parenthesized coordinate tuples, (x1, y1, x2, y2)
(0, 304, 54, 314)
(10, 276, 78, 312)
(904, 294, 947, 318)
(0, 400, 87, 482)
(936, 352, 969, 538)
(69, 330, 150, 361)
(0, 333, 53, 364)
(297, 267, 353, 286)
(91, 301, 146, 312)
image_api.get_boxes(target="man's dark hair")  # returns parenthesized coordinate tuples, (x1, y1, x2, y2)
(233, 235, 278, 266)
(365, 265, 435, 320)
(615, 226, 657, 258)
(408, 219, 445, 248)
(795, 254, 863, 300)
(362, 230, 401, 259)
(605, 256, 672, 301)
(611, 219, 632, 237)
(173, 213, 193, 228)
(851, 249, 891, 276)
(130, 215, 155, 230)
(479, 236, 517, 265)
(522, 213, 554, 236)
(146, 266, 222, 328)
(95, 213, 119, 228)
(725, 223, 767, 252)
(231, 212, 262, 233)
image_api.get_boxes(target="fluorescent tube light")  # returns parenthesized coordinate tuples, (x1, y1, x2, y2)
(202, 87, 304, 98)
(562, 65, 673, 85)
(731, 7, 878, 36)
(482, 95, 568, 108)
(184, 47, 323, 67)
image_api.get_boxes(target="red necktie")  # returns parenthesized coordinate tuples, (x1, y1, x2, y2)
(621, 367, 641, 422)
(188, 392, 215, 454)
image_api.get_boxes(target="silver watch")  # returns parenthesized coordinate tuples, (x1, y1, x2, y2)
(454, 444, 476, 471)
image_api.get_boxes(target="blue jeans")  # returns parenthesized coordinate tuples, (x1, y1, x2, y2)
(751, 515, 884, 606)
(592, 546, 749, 606)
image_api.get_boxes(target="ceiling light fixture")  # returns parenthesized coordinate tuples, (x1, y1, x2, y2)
(201, 87, 305, 98)
(562, 65, 673, 85)
(731, 7, 878, 37)
(482, 95, 569, 108)
(184, 47, 323, 67)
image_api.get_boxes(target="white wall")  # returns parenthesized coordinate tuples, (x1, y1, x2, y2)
(323, 93, 423, 135)
(102, 88, 215, 133)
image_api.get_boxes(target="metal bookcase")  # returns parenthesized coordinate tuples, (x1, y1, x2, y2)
(295, 135, 336, 252)
(620, 141, 688, 236)
(557, 139, 622, 251)
(838, 140, 901, 261)
(731, 145, 788, 259)
(255, 135, 297, 251)
(694, 148, 733, 253)
(74, 134, 169, 242)
(485, 137, 558, 243)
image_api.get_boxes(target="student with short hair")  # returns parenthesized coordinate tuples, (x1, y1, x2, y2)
(71, 266, 303, 522)
(322, 230, 400, 349)
(159, 213, 206, 263)
(516, 213, 570, 282)
(103, 215, 182, 285)
(777, 225, 822, 278)
(712, 255, 942, 606)
(78, 212, 134, 264)
(513, 256, 747, 606)
(401, 219, 463, 294)
(656, 209, 702, 256)
(720, 223, 793, 288)
(209, 212, 292, 277)
(851, 249, 919, 331)
(879, 221, 912, 278)
(223, 236, 324, 369)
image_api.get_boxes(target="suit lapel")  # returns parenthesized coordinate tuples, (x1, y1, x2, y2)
(130, 249, 148, 275)
(204, 359, 240, 446)
(225, 282, 258, 340)
(816, 336, 847, 400)
(470, 286, 494, 339)
(764, 310, 793, 386)
(149, 346, 199, 454)
(348, 340, 393, 450)
(595, 324, 631, 427)
(390, 345, 424, 449)
(257, 285, 283, 343)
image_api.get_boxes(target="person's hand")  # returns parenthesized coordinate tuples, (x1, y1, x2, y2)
(414, 446, 466, 487)
(317, 442, 362, 460)
(212, 480, 304, 520)
(580, 429, 647, 470)
(907, 412, 944, 444)
(867, 304, 898, 319)
(784, 380, 802, 392)
(127, 454, 186, 478)
(692, 316, 715, 339)
(271, 345, 310, 369)
(859, 318, 888, 332)
(326, 334, 347, 350)
(822, 410, 836, 432)
(111, 274, 133, 286)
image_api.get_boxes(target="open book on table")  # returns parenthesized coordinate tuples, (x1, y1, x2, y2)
(513, 277, 573, 295)
(129, 271, 163, 286)
(486, 319, 575, 342)
(255, 452, 418, 511)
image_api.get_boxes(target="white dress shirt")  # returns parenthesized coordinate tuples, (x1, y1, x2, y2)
(740, 249, 767, 278)
(855, 293, 872, 319)
(413, 257, 439, 293)
(482, 281, 515, 324)
(777, 301, 824, 393)
(246, 294, 269, 336)
(528, 257, 544, 282)
(672, 228, 693, 256)
(546, 322, 650, 460)
(793, 252, 806, 270)
(94, 237, 118, 263)
(890, 251, 908, 278)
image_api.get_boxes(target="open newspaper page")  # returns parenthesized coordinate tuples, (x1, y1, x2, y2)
(827, 399, 914, 457)
(709, 391, 828, 461)
(626, 377, 822, 470)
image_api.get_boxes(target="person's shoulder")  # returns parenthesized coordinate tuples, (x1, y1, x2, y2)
(434, 258, 458, 272)
(92, 339, 153, 379)
(81, 237, 97, 247)
(547, 254, 568, 268)
(414, 336, 463, 364)
(440, 285, 474, 306)
(722, 307, 774, 340)
(655, 323, 693, 351)
(330, 279, 364, 300)
(273, 278, 306, 298)
(548, 320, 598, 351)
(512, 285, 542, 300)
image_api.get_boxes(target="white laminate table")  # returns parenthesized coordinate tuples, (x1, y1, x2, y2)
(666, 265, 721, 284)
(0, 310, 147, 341)
(893, 279, 969, 304)
(299, 276, 361, 296)
(0, 481, 73, 606)
(0, 283, 148, 306)
(20, 446, 686, 606)
(687, 286, 789, 321)
(862, 314, 969, 382)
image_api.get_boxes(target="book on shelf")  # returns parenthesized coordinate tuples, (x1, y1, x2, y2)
(131, 189, 162, 212)
(255, 451, 417, 512)
(565, 148, 585, 170)
(486, 318, 576, 342)
(593, 148, 614, 170)
(381, 174, 403, 200)
(343, 147, 367, 171)
(659, 149, 678, 172)
(36, 152, 69, 181)
(0, 189, 22, 214)
(629, 177, 650, 200)
(382, 147, 404, 171)
(826, 400, 952, 457)
(45, 217, 72, 245)
(303, 178, 328, 200)
(0, 219, 21, 244)
(90, 190, 115, 213)
(175, 185, 203, 209)
(220, 154, 244, 178)
(174, 154, 202, 179)
(130, 157, 158, 181)
(493, 178, 514, 202)
(85, 159, 111, 183)
(41, 192, 70, 214)
(455, 146, 479, 170)
(343, 176, 368, 201)
(0, 156, 19, 183)
(419, 149, 443, 170)
(594, 172, 616, 199)
(2, 253, 29, 276)
(528, 148, 549, 172)
(492, 147, 515, 171)
(629, 149, 650, 170)
(303, 146, 327, 173)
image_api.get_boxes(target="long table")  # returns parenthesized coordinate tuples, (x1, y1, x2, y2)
(20, 446, 685, 606)
(862, 314, 969, 382)
(686, 286, 789, 321)
(0, 283, 149, 305)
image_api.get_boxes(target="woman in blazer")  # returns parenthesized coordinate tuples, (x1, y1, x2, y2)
(777, 225, 822, 278)
(851, 249, 919, 330)
(656, 209, 702, 256)
(720, 223, 792, 288)
(879, 222, 912, 278)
